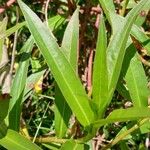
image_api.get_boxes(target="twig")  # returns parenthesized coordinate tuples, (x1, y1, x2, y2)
(31, 136, 67, 144)
(102, 118, 150, 150)
(87, 48, 93, 92)
(45, 0, 50, 27)
(0, 0, 16, 14)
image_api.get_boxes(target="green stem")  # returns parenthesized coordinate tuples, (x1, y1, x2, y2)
(102, 118, 149, 150)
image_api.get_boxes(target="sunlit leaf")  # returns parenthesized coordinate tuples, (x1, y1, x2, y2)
(55, 7, 79, 138)
(18, 0, 95, 126)
(92, 14, 108, 117)
(104, 0, 147, 112)
(93, 107, 150, 128)
(0, 129, 42, 150)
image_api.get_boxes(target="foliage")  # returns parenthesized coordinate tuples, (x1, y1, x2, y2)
(0, 0, 150, 149)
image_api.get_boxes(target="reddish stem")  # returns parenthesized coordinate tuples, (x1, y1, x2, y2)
(87, 48, 93, 91)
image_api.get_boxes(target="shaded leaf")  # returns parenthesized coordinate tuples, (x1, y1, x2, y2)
(0, 98, 9, 123)
(0, 22, 26, 39)
(9, 37, 34, 131)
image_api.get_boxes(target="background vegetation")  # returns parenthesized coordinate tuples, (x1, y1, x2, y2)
(0, 0, 150, 149)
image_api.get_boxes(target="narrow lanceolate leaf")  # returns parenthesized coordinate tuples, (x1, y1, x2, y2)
(99, 0, 150, 56)
(0, 17, 7, 61)
(93, 107, 150, 128)
(98, 0, 115, 22)
(48, 15, 65, 33)
(110, 14, 150, 55)
(55, 8, 79, 138)
(0, 129, 42, 150)
(125, 52, 149, 107)
(131, 25, 150, 55)
(104, 0, 148, 111)
(9, 37, 34, 131)
(0, 22, 26, 40)
(60, 140, 84, 150)
(92, 14, 108, 117)
(18, 0, 95, 126)
(61, 8, 79, 70)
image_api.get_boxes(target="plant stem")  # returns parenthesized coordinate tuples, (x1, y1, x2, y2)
(102, 118, 150, 150)
(31, 136, 67, 144)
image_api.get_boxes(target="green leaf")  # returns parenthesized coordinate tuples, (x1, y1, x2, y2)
(131, 25, 150, 55)
(61, 8, 79, 70)
(93, 107, 150, 128)
(140, 120, 150, 134)
(48, 15, 65, 31)
(98, 0, 115, 22)
(42, 143, 60, 150)
(125, 51, 149, 107)
(0, 22, 26, 39)
(18, 0, 95, 126)
(55, 85, 72, 138)
(0, 17, 7, 61)
(92, 14, 108, 117)
(110, 14, 150, 55)
(60, 140, 84, 150)
(55, 7, 79, 138)
(99, 0, 150, 56)
(9, 37, 34, 131)
(0, 98, 9, 123)
(0, 121, 8, 139)
(105, 0, 148, 112)
(134, 1, 150, 26)
(0, 16, 64, 40)
(116, 81, 131, 101)
(0, 129, 42, 150)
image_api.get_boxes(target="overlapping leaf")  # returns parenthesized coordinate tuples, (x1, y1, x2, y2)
(18, 0, 95, 126)
(9, 36, 34, 131)
(100, 0, 148, 112)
